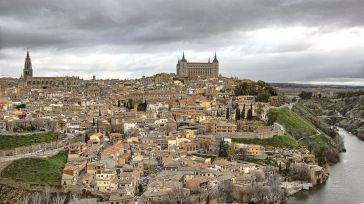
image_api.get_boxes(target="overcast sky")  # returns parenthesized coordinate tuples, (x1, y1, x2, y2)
(0, 0, 363, 85)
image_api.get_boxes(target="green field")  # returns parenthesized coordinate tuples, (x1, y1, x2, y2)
(273, 108, 317, 139)
(232, 135, 300, 149)
(299, 134, 336, 152)
(0, 150, 68, 185)
(0, 132, 60, 150)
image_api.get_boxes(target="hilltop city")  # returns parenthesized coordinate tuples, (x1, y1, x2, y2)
(0, 51, 351, 203)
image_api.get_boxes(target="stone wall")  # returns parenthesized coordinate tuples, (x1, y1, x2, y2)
(216, 122, 285, 140)
(0, 140, 67, 157)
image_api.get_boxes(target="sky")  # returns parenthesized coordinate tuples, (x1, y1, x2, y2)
(0, 0, 363, 85)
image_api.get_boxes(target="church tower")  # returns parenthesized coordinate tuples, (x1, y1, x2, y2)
(23, 50, 33, 80)
(212, 52, 219, 77)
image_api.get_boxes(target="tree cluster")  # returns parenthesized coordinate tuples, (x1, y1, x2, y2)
(298, 91, 313, 100)
(15, 104, 26, 110)
(137, 100, 148, 112)
(125, 99, 134, 110)
(234, 80, 277, 102)
(218, 139, 229, 158)
(267, 109, 278, 125)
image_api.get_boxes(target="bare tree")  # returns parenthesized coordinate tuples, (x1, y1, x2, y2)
(252, 170, 265, 183)
(52, 193, 67, 204)
(288, 163, 310, 181)
(44, 185, 51, 204)
(69, 193, 80, 204)
(31, 193, 43, 204)
(21, 193, 29, 204)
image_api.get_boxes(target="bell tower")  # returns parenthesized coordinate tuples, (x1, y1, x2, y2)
(23, 50, 33, 80)
(212, 52, 219, 77)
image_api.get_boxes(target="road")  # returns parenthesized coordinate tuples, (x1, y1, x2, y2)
(0, 147, 64, 162)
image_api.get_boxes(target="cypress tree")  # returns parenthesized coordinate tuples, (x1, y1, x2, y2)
(247, 104, 253, 120)
(85, 133, 89, 143)
(235, 107, 240, 120)
(241, 104, 245, 119)
(96, 120, 99, 133)
(226, 108, 230, 120)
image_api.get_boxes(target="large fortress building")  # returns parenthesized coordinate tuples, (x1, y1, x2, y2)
(176, 52, 219, 78)
(21, 51, 80, 89)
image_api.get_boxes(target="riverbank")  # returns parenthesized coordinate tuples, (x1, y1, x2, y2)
(287, 127, 364, 204)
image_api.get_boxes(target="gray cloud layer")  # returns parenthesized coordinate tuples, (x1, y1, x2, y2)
(0, 0, 363, 84)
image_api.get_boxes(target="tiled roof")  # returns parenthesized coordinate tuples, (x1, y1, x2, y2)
(101, 142, 124, 156)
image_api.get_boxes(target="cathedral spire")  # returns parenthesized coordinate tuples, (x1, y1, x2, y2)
(213, 51, 218, 63)
(23, 50, 33, 80)
(181, 51, 187, 62)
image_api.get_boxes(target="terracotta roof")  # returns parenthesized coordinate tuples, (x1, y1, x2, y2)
(63, 168, 74, 176)
(101, 142, 124, 156)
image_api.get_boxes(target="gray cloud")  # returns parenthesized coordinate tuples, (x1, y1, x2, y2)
(0, 0, 363, 84)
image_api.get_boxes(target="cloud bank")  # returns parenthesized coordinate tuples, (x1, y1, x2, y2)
(0, 0, 363, 84)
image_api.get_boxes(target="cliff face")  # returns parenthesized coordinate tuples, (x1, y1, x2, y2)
(332, 96, 364, 141)
(300, 96, 364, 141)
(336, 96, 364, 140)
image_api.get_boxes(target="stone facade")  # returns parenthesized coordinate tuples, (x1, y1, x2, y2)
(176, 52, 219, 78)
(20, 51, 81, 89)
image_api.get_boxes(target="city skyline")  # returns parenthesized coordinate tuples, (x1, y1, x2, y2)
(0, 0, 363, 85)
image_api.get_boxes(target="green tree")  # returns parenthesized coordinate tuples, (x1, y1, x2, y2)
(218, 139, 228, 158)
(226, 108, 230, 120)
(15, 104, 26, 110)
(127, 99, 134, 110)
(206, 194, 210, 204)
(85, 133, 89, 143)
(234, 82, 257, 96)
(256, 92, 270, 102)
(298, 91, 313, 100)
(117, 100, 121, 107)
(138, 183, 143, 193)
(96, 120, 99, 133)
(137, 100, 148, 112)
(241, 104, 245, 119)
(246, 104, 253, 120)
(256, 103, 263, 118)
(267, 109, 278, 125)
(235, 107, 241, 120)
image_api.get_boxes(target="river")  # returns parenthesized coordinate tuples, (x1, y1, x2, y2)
(287, 127, 364, 204)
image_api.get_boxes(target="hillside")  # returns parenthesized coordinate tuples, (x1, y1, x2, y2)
(269, 108, 317, 139)
(0, 132, 60, 150)
(269, 106, 342, 163)
(299, 95, 364, 141)
(0, 151, 68, 185)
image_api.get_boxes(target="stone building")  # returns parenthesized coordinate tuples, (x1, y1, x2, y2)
(176, 52, 219, 78)
(20, 51, 81, 89)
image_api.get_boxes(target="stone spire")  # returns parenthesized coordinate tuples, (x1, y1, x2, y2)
(23, 50, 33, 80)
(213, 52, 218, 63)
(181, 51, 187, 62)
